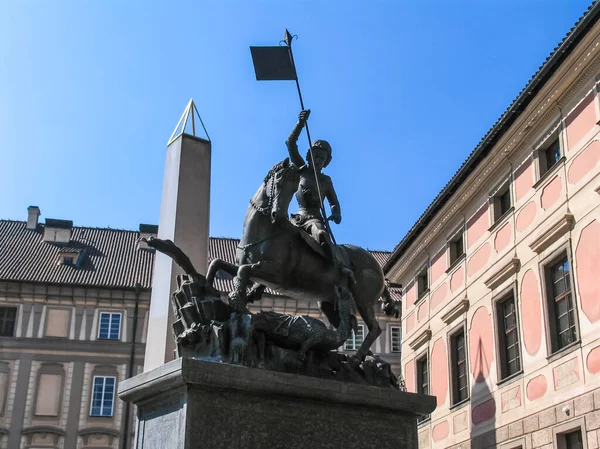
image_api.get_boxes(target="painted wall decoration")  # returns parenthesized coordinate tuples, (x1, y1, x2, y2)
(586, 346, 600, 374)
(431, 338, 449, 406)
(565, 92, 597, 150)
(540, 175, 562, 210)
(576, 219, 600, 323)
(526, 374, 547, 401)
(494, 222, 511, 253)
(520, 269, 543, 356)
(469, 306, 494, 383)
(514, 159, 534, 202)
(432, 420, 449, 442)
(568, 140, 600, 184)
(450, 266, 465, 292)
(516, 201, 537, 233)
(472, 398, 496, 425)
(467, 243, 491, 278)
(430, 283, 448, 311)
(467, 205, 489, 249)
(430, 249, 446, 285)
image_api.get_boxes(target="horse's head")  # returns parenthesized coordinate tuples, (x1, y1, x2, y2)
(264, 158, 300, 224)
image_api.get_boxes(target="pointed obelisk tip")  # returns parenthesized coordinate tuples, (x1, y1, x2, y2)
(284, 29, 293, 47)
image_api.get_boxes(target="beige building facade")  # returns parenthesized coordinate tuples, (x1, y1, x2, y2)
(0, 208, 401, 449)
(384, 4, 600, 449)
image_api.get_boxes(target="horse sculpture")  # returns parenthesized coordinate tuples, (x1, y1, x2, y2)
(206, 158, 399, 363)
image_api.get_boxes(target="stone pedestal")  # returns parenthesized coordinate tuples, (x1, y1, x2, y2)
(119, 357, 436, 449)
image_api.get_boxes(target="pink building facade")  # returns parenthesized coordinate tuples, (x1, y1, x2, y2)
(384, 5, 600, 449)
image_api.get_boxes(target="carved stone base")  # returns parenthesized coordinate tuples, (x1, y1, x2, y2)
(119, 358, 436, 449)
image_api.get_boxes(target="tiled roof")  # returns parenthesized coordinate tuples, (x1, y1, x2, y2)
(0, 221, 398, 300)
(383, 2, 600, 274)
(0, 220, 154, 289)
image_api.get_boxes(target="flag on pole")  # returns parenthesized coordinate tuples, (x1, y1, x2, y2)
(250, 46, 297, 81)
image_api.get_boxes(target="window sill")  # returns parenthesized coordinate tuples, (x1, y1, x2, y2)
(496, 370, 523, 387)
(547, 340, 581, 363)
(488, 207, 514, 233)
(446, 254, 466, 274)
(533, 156, 566, 190)
(449, 397, 470, 411)
(89, 415, 114, 419)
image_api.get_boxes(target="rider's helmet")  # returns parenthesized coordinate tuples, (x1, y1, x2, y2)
(306, 139, 332, 168)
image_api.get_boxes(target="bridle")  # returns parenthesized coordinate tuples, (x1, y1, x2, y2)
(249, 175, 275, 216)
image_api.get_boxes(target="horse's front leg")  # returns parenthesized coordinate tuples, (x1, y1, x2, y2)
(228, 263, 260, 313)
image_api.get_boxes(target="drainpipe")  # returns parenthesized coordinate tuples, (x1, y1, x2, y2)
(121, 282, 141, 449)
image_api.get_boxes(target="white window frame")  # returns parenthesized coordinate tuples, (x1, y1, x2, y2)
(345, 324, 365, 351)
(89, 376, 116, 417)
(390, 326, 401, 353)
(97, 312, 122, 340)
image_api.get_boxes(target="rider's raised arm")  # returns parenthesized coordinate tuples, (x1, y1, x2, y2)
(285, 110, 309, 167)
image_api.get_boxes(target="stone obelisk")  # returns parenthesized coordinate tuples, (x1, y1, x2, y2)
(144, 100, 211, 371)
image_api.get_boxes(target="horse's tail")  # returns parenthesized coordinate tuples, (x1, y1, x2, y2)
(381, 284, 401, 319)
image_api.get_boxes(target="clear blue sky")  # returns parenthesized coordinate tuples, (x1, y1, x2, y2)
(0, 1, 593, 250)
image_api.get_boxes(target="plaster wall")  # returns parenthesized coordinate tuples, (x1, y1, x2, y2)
(393, 24, 600, 449)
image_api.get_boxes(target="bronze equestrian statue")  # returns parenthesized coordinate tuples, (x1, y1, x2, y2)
(205, 131, 399, 363)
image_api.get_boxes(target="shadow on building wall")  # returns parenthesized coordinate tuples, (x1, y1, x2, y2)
(470, 338, 496, 449)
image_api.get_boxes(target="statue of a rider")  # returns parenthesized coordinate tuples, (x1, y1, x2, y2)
(286, 110, 341, 264)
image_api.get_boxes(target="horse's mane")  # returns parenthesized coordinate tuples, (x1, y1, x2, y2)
(263, 160, 288, 185)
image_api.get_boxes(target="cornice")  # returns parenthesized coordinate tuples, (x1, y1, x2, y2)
(388, 35, 600, 281)
(529, 213, 574, 254)
(484, 258, 520, 290)
(408, 328, 432, 351)
(441, 298, 470, 325)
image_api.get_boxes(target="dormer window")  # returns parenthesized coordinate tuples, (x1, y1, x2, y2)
(58, 248, 81, 266)
(138, 224, 158, 250)
(43, 218, 73, 243)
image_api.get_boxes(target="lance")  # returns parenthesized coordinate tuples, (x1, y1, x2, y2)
(250, 29, 337, 245)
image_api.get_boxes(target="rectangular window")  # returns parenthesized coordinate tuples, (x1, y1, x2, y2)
(541, 137, 562, 175)
(416, 356, 428, 395)
(0, 307, 17, 337)
(496, 294, 522, 379)
(449, 231, 465, 266)
(390, 326, 401, 353)
(345, 324, 364, 351)
(545, 255, 578, 353)
(451, 329, 469, 404)
(98, 312, 122, 340)
(492, 182, 512, 223)
(90, 376, 116, 417)
(417, 265, 429, 299)
(564, 429, 584, 449)
(416, 355, 429, 423)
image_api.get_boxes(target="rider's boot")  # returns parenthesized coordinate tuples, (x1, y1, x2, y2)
(317, 231, 355, 283)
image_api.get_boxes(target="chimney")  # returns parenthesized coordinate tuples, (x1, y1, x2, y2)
(26, 206, 41, 230)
